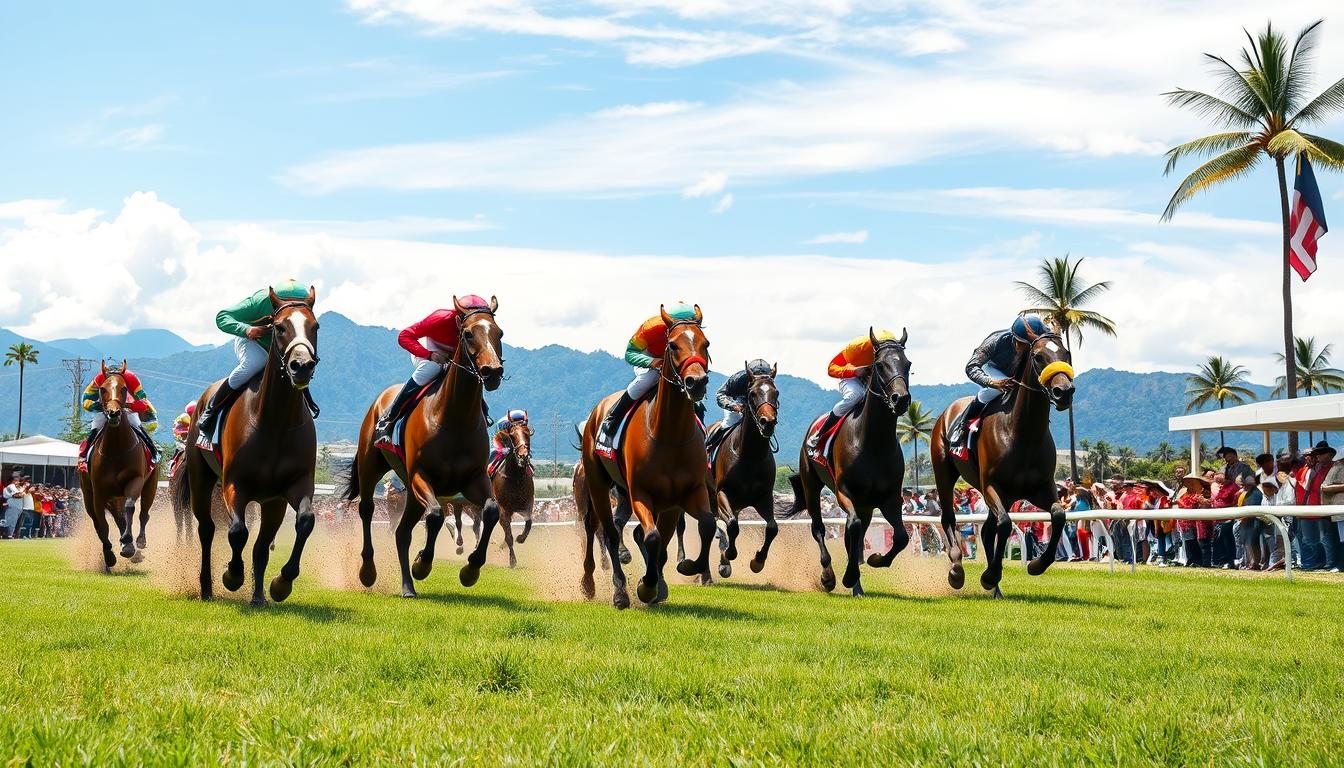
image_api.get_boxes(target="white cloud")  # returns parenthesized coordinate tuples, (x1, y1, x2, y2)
(681, 172, 727, 199)
(6, 192, 1336, 388)
(712, 193, 733, 213)
(0, 199, 66, 221)
(806, 229, 867, 244)
(593, 100, 702, 119)
(87, 124, 166, 151)
(196, 215, 497, 240)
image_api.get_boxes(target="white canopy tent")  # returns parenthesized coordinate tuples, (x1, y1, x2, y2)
(0, 434, 80, 486)
(1168, 392, 1344, 466)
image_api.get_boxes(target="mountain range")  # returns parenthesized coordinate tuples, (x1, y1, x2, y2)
(1, 313, 1277, 460)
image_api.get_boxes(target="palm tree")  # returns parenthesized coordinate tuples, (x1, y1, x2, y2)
(897, 399, 935, 488)
(1273, 336, 1344, 443)
(3, 343, 40, 439)
(1016, 255, 1116, 482)
(1116, 446, 1137, 479)
(1089, 440, 1113, 480)
(1163, 20, 1344, 455)
(1149, 441, 1175, 463)
(1185, 356, 1257, 447)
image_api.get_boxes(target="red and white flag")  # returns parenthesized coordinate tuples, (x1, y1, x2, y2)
(1289, 153, 1328, 281)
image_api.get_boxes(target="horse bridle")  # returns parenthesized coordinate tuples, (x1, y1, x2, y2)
(866, 341, 908, 413)
(448, 308, 503, 385)
(747, 374, 779, 437)
(271, 302, 320, 387)
(99, 373, 128, 422)
(1013, 333, 1074, 405)
(659, 319, 710, 400)
(501, 423, 533, 469)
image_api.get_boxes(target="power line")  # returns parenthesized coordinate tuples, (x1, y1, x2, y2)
(61, 357, 93, 437)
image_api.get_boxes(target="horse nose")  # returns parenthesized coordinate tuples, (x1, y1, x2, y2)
(684, 374, 708, 399)
(895, 393, 911, 413)
(481, 365, 503, 391)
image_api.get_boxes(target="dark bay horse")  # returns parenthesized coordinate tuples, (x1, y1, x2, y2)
(445, 415, 536, 568)
(708, 363, 779, 578)
(178, 288, 320, 605)
(929, 329, 1074, 597)
(80, 363, 157, 569)
(344, 296, 504, 597)
(576, 305, 713, 608)
(790, 329, 911, 596)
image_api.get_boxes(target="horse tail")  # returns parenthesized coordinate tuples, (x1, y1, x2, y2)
(340, 452, 361, 501)
(778, 469, 807, 519)
(172, 459, 191, 512)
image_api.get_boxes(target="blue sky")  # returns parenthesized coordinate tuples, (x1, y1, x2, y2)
(3, 1, 1343, 385)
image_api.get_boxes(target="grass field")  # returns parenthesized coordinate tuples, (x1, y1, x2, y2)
(2, 530, 1343, 767)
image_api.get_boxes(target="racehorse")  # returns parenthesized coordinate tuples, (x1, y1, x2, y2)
(929, 327, 1074, 597)
(444, 415, 536, 568)
(575, 305, 713, 608)
(79, 362, 157, 570)
(177, 287, 320, 605)
(707, 362, 780, 578)
(343, 296, 505, 598)
(790, 329, 911, 596)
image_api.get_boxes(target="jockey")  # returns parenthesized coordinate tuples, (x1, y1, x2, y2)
(706, 358, 773, 453)
(80, 364, 159, 463)
(374, 296, 495, 444)
(946, 313, 1048, 459)
(491, 409, 529, 464)
(196, 279, 312, 444)
(807, 329, 900, 452)
(596, 302, 699, 451)
(172, 402, 195, 446)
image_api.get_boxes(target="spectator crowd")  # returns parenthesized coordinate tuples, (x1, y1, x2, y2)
(1, 473, 78, 540)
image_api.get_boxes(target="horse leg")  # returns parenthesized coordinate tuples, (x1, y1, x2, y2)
(453, 505, 465, 555)
(932, 455, 966, 588)
(412, 498, 445, 581)
(86, 491, 116, 572)
(675, 513, 687, 565)
(459, 474, 501, 588)
(800, 466, 833, 591)
(631, 498, 664, 604)
(270, 490, 315, 602)
(676, 486, 716, 585)
(110, 496, 136, 559)
(613, 489, 633, 565)
(838, 496, 870, 596)
(868, 497, 911, 569)
(395, 492, 428, 598)
(188, 460, 217, 599)
(220, 487, 250, 592)
(980, 488, 1012, 596)
(517, 514, 532, 544)
(356, 486, 379, 588)
(583, 464, 628, 608)
(248, 499, 285, 607)
(750, 494, 779, 574)
(136, 494, 150, 550)
(580, 501, 598, 599)
(1028, 497, 1066, 576)
(500, 510, 518, 568)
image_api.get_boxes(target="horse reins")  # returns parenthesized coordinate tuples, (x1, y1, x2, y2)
(1010, 333, 1075, 404)
(660, 319, 709, 399)
(449, 308, 502, 385)
(866, 341, 908, 413)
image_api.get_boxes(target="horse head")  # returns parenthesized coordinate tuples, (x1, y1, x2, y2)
(660, 304, 709, 402)
(746, 361, 779, 437)
(266, 286, 320, 389)
(868, 327, 911, 415)
(503, 417, 534, 469)
(98, 359, 129, 425)
(1023, 328, 1075, 411)
(453, 295, 504, 392)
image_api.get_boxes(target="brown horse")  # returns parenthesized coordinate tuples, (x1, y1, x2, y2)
(79, 363, 158, 570)
(928, 329, 1075, 597)
(789, 330, 911, 596)
(344, 296, 504, 598)
(177, 288, 320, 605)
(445, 416, 536, 568)
(708, 363, 779, 578)
(576, 305, 713, 608)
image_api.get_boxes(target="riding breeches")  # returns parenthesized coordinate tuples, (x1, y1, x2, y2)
(227, 338, 269, 388)
(721, 410, 743, 430)
(626, 368, 659, 399)
(833, 377, 865, 416)
(91, 411, 142, 430)
(410, 339, 453, 385)
(975, 364, 1010, 404)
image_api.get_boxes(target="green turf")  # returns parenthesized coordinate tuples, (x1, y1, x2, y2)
(1, 538, 1341, 767)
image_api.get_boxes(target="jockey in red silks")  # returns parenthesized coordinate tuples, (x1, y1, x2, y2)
(374, 296, 495, 444)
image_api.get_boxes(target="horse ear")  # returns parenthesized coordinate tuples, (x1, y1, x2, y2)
(121, 359, 127, 374)
(268, 287, 282, 310)
(489, 295, 499, 313)
(452, 295, 465, 313)
(100, 360, 108, 377)
(899, 327, 908, 346)
(771, 362, 778, 378)
(692, 304, 703, 324)
(869, 326, 879, 348)
(305, 285, 316, 307)
(660, 304, 674, 327)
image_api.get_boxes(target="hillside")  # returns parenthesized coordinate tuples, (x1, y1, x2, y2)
(1, 315, 1284, 459)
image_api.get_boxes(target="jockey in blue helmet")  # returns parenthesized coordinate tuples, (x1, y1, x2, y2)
(947, 314, 1049, 459)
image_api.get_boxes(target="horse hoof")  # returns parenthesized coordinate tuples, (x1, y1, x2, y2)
(401, 585, 418, 598)
(136, 537, 147, 549)
(103, 550, 116, 569)
(459, 564, 480, 587)
(613, 590, 630, 610)
(726, 547, 738, 561)
(948, 564, 965, 590)
(508, 554, 517, 569)
(221, 569, 244, 592)
(636, 581, 656, 604)
(820, 568, 836, 592)
(130, 551, 145, 564)
(991, 586, 1004, 599)
(842, 570, 858, 589)
(411, 553, 432, 581)
(580, 575, 596, 600)
(1027, 558, 1049, 576)
(655, 579, 669, 604)
(618, 549, 632, 566)
(749, 557, 766, 574)
(358, 560, 377, 588)
(852, 584, 866, 597)
(269, 576, 293, 603)
(675, 559, 700, 577)
(249, 596, 268, 608)
(120, 543, 136, 559)
(455, 545, 464, 555)
(719, 563, 732, 579)
(980, 571, 998, 592)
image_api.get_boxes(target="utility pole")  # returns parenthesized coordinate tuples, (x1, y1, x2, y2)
(60, 357, 93, 441)
(551, 411, 561, 480)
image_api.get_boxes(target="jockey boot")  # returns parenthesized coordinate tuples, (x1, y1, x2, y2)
(482, 400, 491, 424)
(196, 381, 238, 444)
(375, 378, 421, 443)
(704, 423, 728, 453)
(949, 397, 988, 453)
(136, 426, 161, 464)
(80, 426, 102, 461)
(807, 412, 842, 452)
(598, 392, 636, 449)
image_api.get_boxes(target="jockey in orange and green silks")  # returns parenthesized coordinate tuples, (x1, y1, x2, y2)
(807, 329, 899, 450)
(79, 365, 160, 464)
(597, 302, 699, 449)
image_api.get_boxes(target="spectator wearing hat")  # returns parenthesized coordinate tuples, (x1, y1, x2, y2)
(1302, 441, 1338, 572)
(1176, 473, 1212, 566)
(1315, 442, 1344, 573)
(1210, 447, 1248, 568)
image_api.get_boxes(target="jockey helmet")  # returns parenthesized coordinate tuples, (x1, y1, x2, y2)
(1010, 314, 1049, 343)
(745, 359, 773, 375)
(185, 401, 197, 415)
(506, 409, 528, 424)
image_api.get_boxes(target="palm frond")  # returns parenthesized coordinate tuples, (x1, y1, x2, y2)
(1161, 143, 1262, 220)
(1284, 19, 1325, 112)
(1299, 133, 1344, 169)
(1205, 53, 1272, 117)
(1289, 76, 1344, 126)
(1161, 89, 1259, 128)
(1162, 131, 1257, 174)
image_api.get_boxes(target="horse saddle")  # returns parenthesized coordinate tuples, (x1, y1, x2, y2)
(80, 427, 158, 475)
(374, 376, 446, 457)
(705, 420, 740, 466)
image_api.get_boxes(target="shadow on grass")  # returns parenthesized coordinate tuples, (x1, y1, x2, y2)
(414, 590, 533, 612)
(217, 600, 357, 623)
(990, 592, 1122, 609)
(643, 601, 762, 622)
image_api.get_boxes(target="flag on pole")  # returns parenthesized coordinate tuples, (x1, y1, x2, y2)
(1289, 153, 1328, 281)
